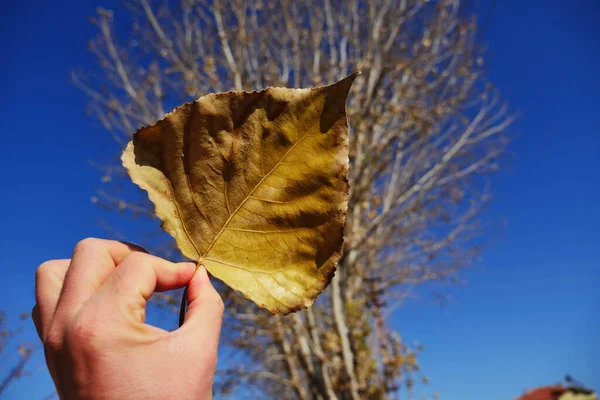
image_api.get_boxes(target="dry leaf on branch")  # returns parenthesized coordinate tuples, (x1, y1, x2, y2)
(122, 73, 358, 314)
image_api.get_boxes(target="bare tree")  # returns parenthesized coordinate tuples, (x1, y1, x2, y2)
(0, 311, 34, 396)
(74, 0, 514, 398)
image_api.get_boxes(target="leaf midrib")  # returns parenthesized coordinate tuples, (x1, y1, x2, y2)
(199, 131, 315, 260)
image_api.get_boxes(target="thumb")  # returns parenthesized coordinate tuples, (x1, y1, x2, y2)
(178, 265, 224, 346)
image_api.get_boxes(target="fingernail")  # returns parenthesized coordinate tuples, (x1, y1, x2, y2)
(195, 264, 209, 281)
(118, 241, 149, 254)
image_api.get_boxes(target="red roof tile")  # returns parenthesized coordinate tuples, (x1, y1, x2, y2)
(516, 386, 567, 400)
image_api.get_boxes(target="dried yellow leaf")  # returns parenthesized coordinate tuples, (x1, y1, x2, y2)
(122, 73, 357, 314)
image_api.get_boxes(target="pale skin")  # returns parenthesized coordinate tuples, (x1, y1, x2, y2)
(32, 238, 224, 400)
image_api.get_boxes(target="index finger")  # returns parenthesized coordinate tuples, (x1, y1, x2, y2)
(54, 238, 147, 316)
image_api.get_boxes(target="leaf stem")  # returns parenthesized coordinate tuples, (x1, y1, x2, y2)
(179, 261, 202, 327)
(178, 286, 188, 328)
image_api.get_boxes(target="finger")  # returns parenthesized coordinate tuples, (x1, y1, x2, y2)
(95, 252, 195, 322)
(34, 259, 70, 340)
(56, 238, 146, 311)
(178, 265, 224, 345)
(32, 304, 42, 339)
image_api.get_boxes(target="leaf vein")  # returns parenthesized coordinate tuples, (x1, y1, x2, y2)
(202, 131, 314, 258)
(205, 257, 290, 273)
(225, 227, 312, 234)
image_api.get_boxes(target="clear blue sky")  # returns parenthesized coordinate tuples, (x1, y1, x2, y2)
(0, 1, 598, 399)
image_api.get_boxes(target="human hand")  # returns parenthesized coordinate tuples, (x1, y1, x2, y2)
(32, 238, 224, 400)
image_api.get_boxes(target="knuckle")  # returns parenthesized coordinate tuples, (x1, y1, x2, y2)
(74, 237, 101, 254)
(35, 262, 51, 284)
(67, 313, 101, 348)
(35, 260, 59, 284)
(45, 323, 64, 352)
(123, 251, 151, 266)
(177, 265, 191, 281)
(209, 291, 225, 315)
(205, 351, 218, 370)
